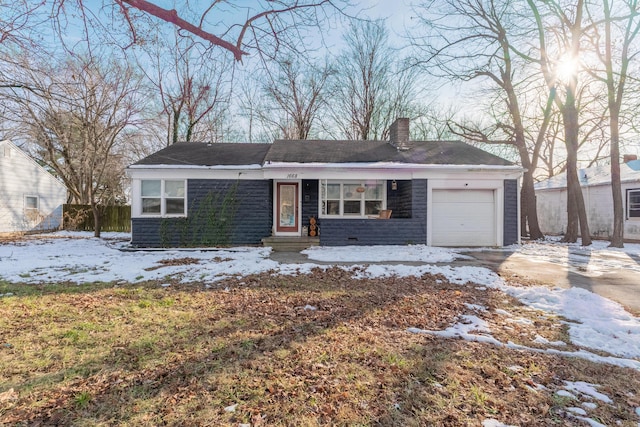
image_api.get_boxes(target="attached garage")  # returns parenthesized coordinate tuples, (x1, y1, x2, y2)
(430, 189, 497, 247)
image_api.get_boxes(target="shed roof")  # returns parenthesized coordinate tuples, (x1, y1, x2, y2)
(535, 160, 640, 190)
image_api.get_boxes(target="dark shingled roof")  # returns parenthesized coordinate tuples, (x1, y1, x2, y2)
(131, 140, 514, 167)
(266, 140, 513, 165)
(132, 142, 271, 166)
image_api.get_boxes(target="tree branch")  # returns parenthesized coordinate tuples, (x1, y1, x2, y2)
(116, 0, 248, 60)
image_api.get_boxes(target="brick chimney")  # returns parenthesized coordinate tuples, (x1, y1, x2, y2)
(623, 154, 638, 163)
(389, 118, 410, 151)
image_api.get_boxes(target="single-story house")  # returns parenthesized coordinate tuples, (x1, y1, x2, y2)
(126, 119, 523, 248)
(0, 140, 67, 234)
(535, 156, 640, 240)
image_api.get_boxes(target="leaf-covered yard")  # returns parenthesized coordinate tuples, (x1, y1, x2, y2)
(1, 266, 639, 426)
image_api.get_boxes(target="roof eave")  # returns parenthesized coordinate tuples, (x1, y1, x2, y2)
(263, 161, 522, 171)
(127, 164, 263, 170)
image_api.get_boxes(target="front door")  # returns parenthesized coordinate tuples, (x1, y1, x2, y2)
(276, 182, 299, 233)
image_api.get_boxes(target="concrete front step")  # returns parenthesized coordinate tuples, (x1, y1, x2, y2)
(261, 236, 320, 252)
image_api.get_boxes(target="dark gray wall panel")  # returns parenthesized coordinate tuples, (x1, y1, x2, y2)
(301, 179, 319, 235)
(503, 179, 519, 245)
(131, 179, 272, 247)
(386, 180, 412, 218)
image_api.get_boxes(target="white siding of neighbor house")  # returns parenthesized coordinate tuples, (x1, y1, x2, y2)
(0, 140, 67, 233)
(536, 182, 640, 240)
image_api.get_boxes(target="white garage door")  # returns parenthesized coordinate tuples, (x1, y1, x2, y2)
(431, 189, 496, 247)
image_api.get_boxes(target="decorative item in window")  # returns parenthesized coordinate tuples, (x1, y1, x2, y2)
(356, 186, 365, 193)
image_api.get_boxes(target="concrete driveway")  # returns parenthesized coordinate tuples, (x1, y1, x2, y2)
(270, 248, 640, 316)
(459, 250, 640, 316)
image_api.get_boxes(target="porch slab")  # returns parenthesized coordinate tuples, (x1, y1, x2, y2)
(261, 236, 320, 252)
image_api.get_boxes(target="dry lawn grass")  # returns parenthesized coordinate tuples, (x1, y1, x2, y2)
(1, 267, 639, 426)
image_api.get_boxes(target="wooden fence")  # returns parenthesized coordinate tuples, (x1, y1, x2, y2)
(63, 204, 131, 232)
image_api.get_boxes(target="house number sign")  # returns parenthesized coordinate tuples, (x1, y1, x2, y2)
(286, 173, 298, 179)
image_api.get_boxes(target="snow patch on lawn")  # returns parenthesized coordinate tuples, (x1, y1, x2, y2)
(1, 232, 639, 365)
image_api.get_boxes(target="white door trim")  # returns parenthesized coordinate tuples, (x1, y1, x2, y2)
(273, 179, 302, 236)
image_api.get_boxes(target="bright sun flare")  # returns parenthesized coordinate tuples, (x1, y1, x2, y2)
(555, 55, 580, 82)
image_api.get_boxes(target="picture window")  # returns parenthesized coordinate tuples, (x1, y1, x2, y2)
(320, 180, 385, 217)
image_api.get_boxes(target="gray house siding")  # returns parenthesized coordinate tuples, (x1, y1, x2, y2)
(301, 179, 319, 234)
(386, 180, 412, 218)
(131, 179, 272, 247)
(319, 179, 427, 246)
(503, 179, 518, 245)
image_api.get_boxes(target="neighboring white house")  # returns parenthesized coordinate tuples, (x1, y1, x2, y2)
(0, 140, 67, 234)
(535, 157, 640, 240)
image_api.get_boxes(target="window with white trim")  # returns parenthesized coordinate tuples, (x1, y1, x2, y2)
(141, 179, 186, 216)
(25, 195, 38, 210)
(628, 189, 640, 219)
(320, 180, 385, 217)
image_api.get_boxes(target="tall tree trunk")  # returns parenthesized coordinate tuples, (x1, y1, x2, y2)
(562, 101, 591, 245)
(564, 162, 579, 242)
(91, 202, 101, 238)
(521, 174, 544, 239)
(172, 108, 180, 145)
(516, 143, 543, 240)
(503, 65, 544, 241)
(609, 120, 624, 247)
(515, 136, 543, 240)
(186, 122, 193, 143)
(602, 0, 627, 248)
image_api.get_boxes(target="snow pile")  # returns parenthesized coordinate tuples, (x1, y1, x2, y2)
(302, 244, 466, 263)
(505, 285, 640, 359)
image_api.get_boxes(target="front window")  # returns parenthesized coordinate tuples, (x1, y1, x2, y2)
(141, 179, 186, 216)
(321, 180, 385, 217)
(142, 180, 161, 214)
(628, 189, 640, 219)
(164, 180, 186, 214)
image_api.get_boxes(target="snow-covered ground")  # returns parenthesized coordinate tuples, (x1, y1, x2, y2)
(2, 231, 638, 360)
(2, 232, 640, 425)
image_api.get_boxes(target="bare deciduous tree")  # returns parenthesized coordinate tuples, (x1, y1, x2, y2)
(526, 0, 591, 245)
(411, 0, 546, 239)
(135, 32, 233, 145)
(585, 0, 640, 247)
(48, 1, 349, 62)
(410, 105, 460, 141)
(0, 1, 47, 47)
(329, 20, 420, 141)
(260, 56, 333, 139)
(0, 52, 146, 237)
